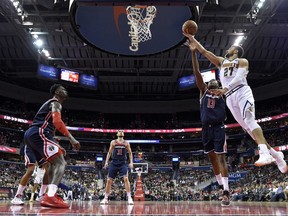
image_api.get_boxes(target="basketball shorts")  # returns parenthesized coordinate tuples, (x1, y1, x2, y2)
(24, 126, 62, 163)
(108, 161, 128, 179)
(202, 123, 227, 154)
(226, 85, 255, 131)
(24, 145, 37, 167)
(34, 175, 43, 184)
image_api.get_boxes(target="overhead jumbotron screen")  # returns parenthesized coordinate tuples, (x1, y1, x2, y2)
(201, 69, 217, 83)
(37, 64, 59, 80)
(79, 74, 98, 89)
(178, 74, 196, 90)
(60, 69, 80, 83)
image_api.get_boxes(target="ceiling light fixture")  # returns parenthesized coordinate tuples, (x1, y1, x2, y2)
(247, 0, 266, 25)
(34, 39, 43, 47)
(233, 36, 247, 46)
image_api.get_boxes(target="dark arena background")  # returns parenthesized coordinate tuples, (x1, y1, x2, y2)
(0, 0, 288, 215)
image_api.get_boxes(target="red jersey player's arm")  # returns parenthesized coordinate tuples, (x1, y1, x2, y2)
(51, 101, 80, 150)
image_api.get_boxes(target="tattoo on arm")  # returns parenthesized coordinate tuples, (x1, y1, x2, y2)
(51, 101, 62, 113)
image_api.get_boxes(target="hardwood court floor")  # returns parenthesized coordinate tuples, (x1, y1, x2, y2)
(1, 200, 288, 215)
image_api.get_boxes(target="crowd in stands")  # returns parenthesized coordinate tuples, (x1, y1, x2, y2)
(1, 160, 288, 203)
(0, 95, 287, 151)
(0, 95, 287, 130)
(0, 131, 7, 146)
(0, 130, 24, 148)
(229, 166, 288, 202)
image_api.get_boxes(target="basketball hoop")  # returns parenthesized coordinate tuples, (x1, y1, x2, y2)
(126, 5, 157, 51)
(137, 169, 142, 177)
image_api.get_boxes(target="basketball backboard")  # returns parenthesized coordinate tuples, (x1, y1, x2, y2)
(70, 1, 200, 56)
(131, 163, 148, 174)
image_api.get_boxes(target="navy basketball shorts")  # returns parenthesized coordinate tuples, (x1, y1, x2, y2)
(24, 126, 62, 163)
(108, 161, 128, 179)
(24, 145, 37, 167)
(202, 124, 227, 154)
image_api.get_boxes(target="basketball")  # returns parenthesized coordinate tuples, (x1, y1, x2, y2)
(182, 20, 198, 35)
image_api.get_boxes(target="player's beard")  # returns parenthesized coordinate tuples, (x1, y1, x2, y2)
(225, 52, 233, 58)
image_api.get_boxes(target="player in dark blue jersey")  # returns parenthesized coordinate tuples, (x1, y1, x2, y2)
(24, 84, 80, 208)
(101, 130, 134, 205)
(188, 42, 230, 206)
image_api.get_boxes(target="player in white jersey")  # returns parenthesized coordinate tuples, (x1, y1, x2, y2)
(184, 34, 287, 173)
(30, 166, 46, 202)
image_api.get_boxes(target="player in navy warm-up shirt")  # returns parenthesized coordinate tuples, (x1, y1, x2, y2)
(187, 40, 230, 206)
(101, 130, 134, 205)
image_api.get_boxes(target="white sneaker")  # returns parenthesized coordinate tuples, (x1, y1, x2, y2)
(269, 151, 284, 163)
(100, 198, 109, 205)
(254, 154, 274, 166)
(274, 151, 288, 173)
(127, 197, 134, 205)
(35, 195, 44, 202)
(11, 196, 24, 205)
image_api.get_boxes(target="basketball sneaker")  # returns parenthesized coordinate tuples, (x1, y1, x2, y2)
(100, 198, 109, 205)
(40, 194, 69, 208)
(254, 154, 275, 166)
(128, 197, 134, 205)
(35, 195, 44, 202)
(11, 195, 24, 205)
(218, 185, 224, 190)
(221, 190, 230, 206)
(274, 151, 288, 173)
(218, 185, 224, 200)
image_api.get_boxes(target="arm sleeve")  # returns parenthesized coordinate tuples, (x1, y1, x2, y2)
(226, 67, 248, 91)
(52, 112, 70, 136)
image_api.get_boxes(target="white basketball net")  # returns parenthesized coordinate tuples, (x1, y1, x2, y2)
(126, 6, 157, 43)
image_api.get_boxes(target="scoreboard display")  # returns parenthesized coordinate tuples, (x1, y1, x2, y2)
(60, 69, 79, 83)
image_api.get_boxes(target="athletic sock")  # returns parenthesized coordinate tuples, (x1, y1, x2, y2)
(104, 193, 109, 199)
(47, 184, 58, 197)
(215, 174, 223, 185)
(16, 184, 26, 197)
(222, 177, 229, 191)
(39, 184, 48, 197)
(258, 144, 270, 155)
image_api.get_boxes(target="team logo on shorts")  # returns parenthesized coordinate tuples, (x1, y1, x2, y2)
(49, 146, 55, 152)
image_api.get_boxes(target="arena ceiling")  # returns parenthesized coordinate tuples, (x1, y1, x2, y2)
(0, 0, 287, 101)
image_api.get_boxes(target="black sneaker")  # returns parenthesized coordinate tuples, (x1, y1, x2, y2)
(221, 190, 230, 206)
(218, 185, 224, 190)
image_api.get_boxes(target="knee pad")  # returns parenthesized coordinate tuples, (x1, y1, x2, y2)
(243, 109, 260, 132)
